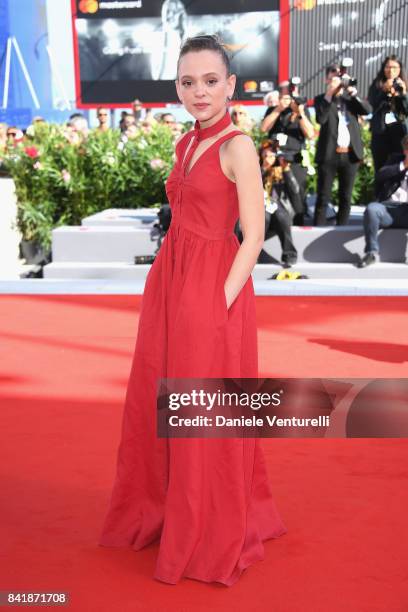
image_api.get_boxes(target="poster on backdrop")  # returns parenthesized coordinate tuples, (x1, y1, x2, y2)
(72, 0, 280, 106)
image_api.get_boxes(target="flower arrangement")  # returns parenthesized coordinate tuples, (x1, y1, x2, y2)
(0, 121, 175, 250)
(0, 113, 376, 254)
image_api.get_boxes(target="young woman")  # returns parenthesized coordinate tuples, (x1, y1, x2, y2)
(98, 34, 287, 587)
(368, 55, 408, 178)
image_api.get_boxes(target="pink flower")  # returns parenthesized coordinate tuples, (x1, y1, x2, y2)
(150, 158, 165, 169)
(61, 169, 71, 183)
(25, 146, 39, 158)
(13, 129, 24, 144)
(33, 161, 42, 170)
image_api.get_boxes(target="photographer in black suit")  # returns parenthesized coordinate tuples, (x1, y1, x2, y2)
(313, 62, 372, 226)
(358, 134, 408, 268)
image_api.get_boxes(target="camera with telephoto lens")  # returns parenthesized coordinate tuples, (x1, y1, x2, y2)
(288, 76, 307, 106)
(392, 78, 404, 95)
(339, 57, 358, 89)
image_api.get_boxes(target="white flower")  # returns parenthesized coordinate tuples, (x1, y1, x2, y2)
(150, 158, 165, 169)
(102, 152, 116, 165)
(61, 169, 71, 183)
(33, 161, 42, 170)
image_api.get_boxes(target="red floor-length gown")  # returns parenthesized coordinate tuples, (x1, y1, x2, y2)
(98, 109, 287, 586)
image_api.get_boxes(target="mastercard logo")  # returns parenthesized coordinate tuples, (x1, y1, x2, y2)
(79, 0, 99, 13)
(294, 0, 316, 9)
(243, 80, 258, 93)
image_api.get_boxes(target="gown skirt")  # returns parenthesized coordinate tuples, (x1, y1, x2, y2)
(98, 111, 287, 586)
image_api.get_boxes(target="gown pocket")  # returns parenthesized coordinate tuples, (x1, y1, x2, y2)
(214, 282, 229, 328)
(222, 285, 229, 316)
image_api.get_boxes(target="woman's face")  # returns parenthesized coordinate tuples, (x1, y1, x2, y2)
(175, 50, 235, 121)
(231, 106, 247, 122)
(279, 94, 292, 109)
(261, 148, 276, 166)
(384, 60, 401, 80)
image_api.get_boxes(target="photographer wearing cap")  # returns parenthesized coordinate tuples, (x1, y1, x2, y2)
(313, 61, 372, 226)
(368, 55, 408, 191)
(261, 79, 314, 225)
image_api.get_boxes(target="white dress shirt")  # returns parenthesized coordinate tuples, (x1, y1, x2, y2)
(337, 109, 351, 148)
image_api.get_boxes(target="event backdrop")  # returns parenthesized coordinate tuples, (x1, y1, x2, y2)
(71, 0, 408, 107)
(289, 0, 408, 100)
(71, 0, 280, 106)
(2, 0, 408, 120)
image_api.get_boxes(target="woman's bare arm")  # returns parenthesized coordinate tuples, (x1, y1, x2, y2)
(223, 134, 265, 309)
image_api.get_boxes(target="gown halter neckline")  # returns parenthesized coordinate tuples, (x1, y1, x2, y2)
(193, 109, 232, 142)
(182, 110, 236, 178)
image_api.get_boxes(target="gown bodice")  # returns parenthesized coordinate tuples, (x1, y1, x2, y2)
(165, 110, 243, 240)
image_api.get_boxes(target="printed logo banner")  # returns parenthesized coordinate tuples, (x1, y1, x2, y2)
(156, 378, 408, 438)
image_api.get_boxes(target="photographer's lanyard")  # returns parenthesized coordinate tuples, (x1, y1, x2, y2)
(385, 105, 398, 125)
(264, 189, 278, 214)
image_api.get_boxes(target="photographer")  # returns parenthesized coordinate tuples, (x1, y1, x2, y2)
(368, 55, 408, 187)
(258, 139, 302, 267)
(313, 62, 372, 226)
(261, 80, 314, 225)
(358, 134, 408, 268)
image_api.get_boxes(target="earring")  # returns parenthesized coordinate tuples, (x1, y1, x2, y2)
(226, 95, 231, 102)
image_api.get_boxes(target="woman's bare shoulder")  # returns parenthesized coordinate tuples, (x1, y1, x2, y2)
(220, 131, 259, 182)
(224, 131, 257, 156)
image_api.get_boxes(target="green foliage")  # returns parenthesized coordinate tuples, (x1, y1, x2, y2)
(0, 122, 175, 249)
(249, 123, 265, 150)
(350, 122, 376, 205)
(0, 114, 378, 252)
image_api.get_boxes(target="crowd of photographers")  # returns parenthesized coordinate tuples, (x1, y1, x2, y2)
(258, 54, 408, 268)
(1, 55, 408, 269)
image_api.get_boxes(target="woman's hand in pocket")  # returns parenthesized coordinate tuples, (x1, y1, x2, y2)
(224, 285, 230, 311)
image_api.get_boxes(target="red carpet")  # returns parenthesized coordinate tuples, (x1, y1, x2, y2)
(1, 295, 407, 611)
